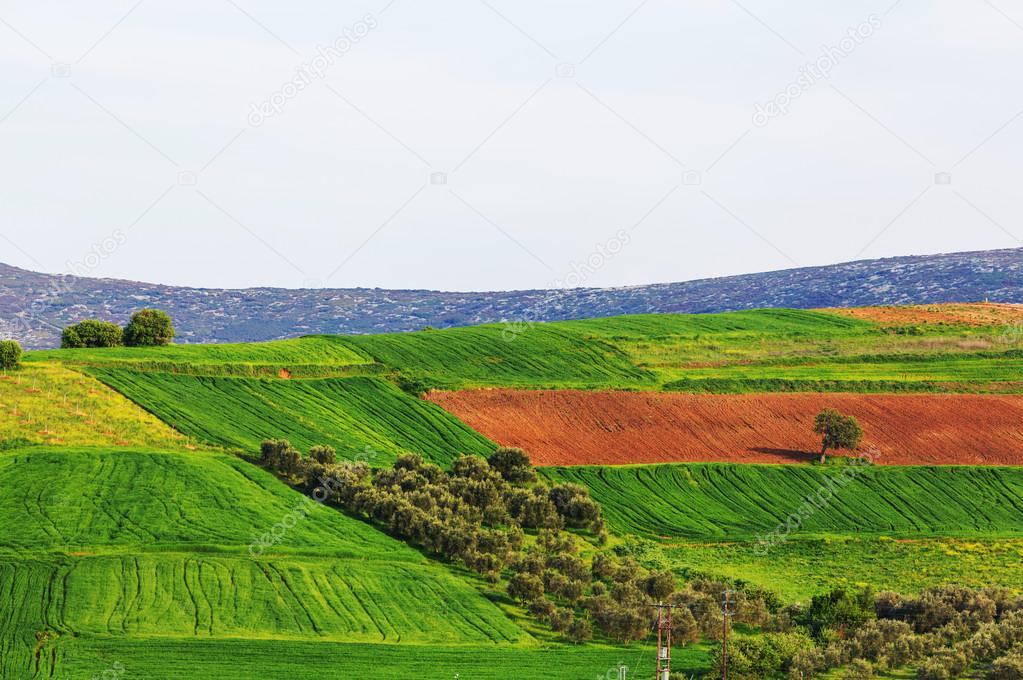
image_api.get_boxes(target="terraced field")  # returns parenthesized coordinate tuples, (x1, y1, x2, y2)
(0, 447, 532, 678)
(432, 389, 1023, 465)
(6, 303, 1023, 678)
(336, 323, 655, 388)
(29, 335, 376, 377)
(541, 463, 1023, 540)
(90, 371, 494, 463)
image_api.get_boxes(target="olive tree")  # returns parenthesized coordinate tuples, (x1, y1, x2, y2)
(813, 409, 864, 463)
(123, 309, 175, 347)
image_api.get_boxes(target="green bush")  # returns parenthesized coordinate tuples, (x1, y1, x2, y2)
(0, 339, 23, 369)
(123, 309, 175, 347)
(990, 652, 1023, 680)
(61, 319, 124, 348)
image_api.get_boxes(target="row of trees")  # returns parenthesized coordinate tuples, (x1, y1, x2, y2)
(61, 309, 175, 348)
(713, 585, 1023, 679)
(258, 441, 795, 650)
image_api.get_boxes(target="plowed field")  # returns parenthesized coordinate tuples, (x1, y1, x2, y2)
(428, 389, 1023, 465)
(820, 303, 1023, 326)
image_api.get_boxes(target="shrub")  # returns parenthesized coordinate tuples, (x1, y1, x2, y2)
(508, 573, 544, 603)
(804, 588, 876, 638)
(123, 308, 175, 346)
(487, 447, 536, 484)
(308, 445, 337, 465)
(260, 439, 301, 476)
(0, 340, 23, 369)
(990, 652, 1023, 680)
(567, 617, 593, 644)
(843, 659, 875, 680)
(643, 570, 677, 601)
(393, 372, 436, 397)
(60, 319, 123, 348)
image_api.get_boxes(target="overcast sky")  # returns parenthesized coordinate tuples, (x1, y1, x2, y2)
(1, 1, 1021, 291)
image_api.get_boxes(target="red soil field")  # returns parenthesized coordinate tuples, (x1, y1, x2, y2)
(428, 390, 1023, 466)
(819, 303, 1023, 327)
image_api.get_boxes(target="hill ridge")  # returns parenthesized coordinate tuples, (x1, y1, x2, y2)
(3, 246, 1022, 348)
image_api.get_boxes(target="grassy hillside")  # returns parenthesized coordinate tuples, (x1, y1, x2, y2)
(336, 324, 656, 388)
(0, 447, 531, 679)
(88, 371, 495, 463)
(28, 336, 376, 377)
(542, 463, 1023, 541)
(641, 536, 1023, 601)
(26, 307, 1023, 392)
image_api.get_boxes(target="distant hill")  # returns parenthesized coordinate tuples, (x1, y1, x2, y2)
(2, 247, 1022, 348)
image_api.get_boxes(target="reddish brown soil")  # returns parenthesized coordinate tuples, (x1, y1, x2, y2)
(428, 390, 1023, 466)
(819, 303, 1023, 327)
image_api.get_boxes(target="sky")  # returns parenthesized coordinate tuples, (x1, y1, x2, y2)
(1, 0, 1021, 292)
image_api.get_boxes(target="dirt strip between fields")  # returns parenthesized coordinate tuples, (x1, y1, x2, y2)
(427, 390, 1023, 466)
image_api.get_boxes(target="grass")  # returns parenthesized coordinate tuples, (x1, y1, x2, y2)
(0, 446, 536, 679)
(634, 537, 1023, 602)
(327, 324, 656, 389)
(39, 638, 713, 680)
(0, 363, 186, 450)
(0, 447, 415, 554)
(541, 463, 1023, 541)
(87, 370, 495, 464)
(28, 336, 376, 377)
(662, 377, 1023, 393)
(24, 308, 1023, 392)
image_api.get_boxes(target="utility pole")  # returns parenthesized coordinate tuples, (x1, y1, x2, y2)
(650, 602, 674, 680)
(721, 590, 734, 680)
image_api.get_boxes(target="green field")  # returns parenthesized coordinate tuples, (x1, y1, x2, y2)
(542, 463, 1023, 541)
(7, 305, 1023, 677)
(543, 462, 1023, 605)
(42, 638, 712, 680)
(0, 363, 186, 449)
(336, 323, 655, 388)
(27, 308, 1023, 392)
(635, 536, 1023, 601)
(87, 371, 495, 463)
(0, 447, 536, 678)
(28, 336, 376, 377)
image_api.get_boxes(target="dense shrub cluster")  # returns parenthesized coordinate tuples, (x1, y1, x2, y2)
(259, 440, 780, 644)
(61, 319, 124, 348)
(263, 443, 603, 577)
(712, 586, 1023, 679)
(61, 309, 175, 349)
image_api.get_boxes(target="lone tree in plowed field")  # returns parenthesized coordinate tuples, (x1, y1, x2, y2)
(813, 409, 863, 463)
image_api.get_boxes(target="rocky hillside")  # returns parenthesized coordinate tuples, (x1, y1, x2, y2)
(2, 248, 1021, 348)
